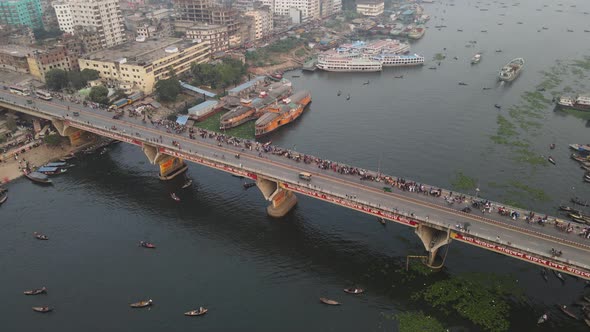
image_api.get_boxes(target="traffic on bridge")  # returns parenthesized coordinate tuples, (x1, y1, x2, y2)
(1, 88, 590, 279)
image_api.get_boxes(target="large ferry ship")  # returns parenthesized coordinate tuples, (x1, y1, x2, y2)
(498, 58, 524, 82)
(371, 54, 424, 66)
(255, 90, 311, 137)
(556, 95, 590, 111)
(317, 55, 383, 72)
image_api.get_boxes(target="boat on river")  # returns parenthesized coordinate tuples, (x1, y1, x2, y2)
(33, 232, 48, 240)
(32, 306, 53, 313)
(557, 95, 590, 111)
(548, 156, 556, 165)
(36, 166, 67, 175)
(254, 90, 311, 137)
(0, 189, 7, 205)
(185, 307, 208, 316)
(24, 287, 47, 295)
(537, 313, 548, 324)
(140, 241, 156, 249)
(558, 304, 578, 319)
(171, 193, 180, 202)
(343, 288, 365, 294)
(130, 299, 153, 308)
(181, 179, 192, 189)
(499, 58, 525, 82)
(320, 297, 340, 305)
(569, 144, 590, 153)
(471, 53, 482, 64)
(24, 171, 52, 184)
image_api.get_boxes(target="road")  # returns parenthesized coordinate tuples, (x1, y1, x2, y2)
(2, 89, 590, 278)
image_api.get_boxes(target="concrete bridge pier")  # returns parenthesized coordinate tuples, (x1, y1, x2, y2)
(256, 177, 297, 217)
(51, 119, 93, 147)
(142, 144, 188, 180)
(415, 224, 452, 268)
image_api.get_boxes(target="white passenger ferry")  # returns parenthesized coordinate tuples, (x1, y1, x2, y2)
(317, 55, 383, 72)
(370, 54, 425, 66)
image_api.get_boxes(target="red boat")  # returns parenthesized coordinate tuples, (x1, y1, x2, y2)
(140, 241, 156, 249)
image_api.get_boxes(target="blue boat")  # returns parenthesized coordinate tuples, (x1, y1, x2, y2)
(36, 166, 67, 175)
(45, 162, 67, 167)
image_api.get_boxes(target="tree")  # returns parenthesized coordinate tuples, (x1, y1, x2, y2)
(89, 86, 110, 105)
(45, 69, 68, 91)
(155, 78, 181, 102)
(67, 71, 86, 90)
(43, 133, 62, 146)
(80, 69, 99, 82)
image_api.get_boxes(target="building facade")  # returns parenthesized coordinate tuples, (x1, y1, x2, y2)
(274, 0, 319, 21)
(0, 44, 78, 81)
(356, 0, 383, 17)
(78, 38, 211, 93)
(0, 0, 43, 29)
(53, 0, 126, 48)
(185, 24, 228, 54)
(173, 0, 212, 22)
(244, 9, 272, 41)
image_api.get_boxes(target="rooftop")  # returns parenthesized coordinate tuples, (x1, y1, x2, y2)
(82, 38, 205, 65)
(356, 0, 384, 4)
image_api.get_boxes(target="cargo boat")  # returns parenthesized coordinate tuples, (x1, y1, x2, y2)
(557, 95, 590, 111)
(498, 58, 524, 82)
(255, 90, 311, 137)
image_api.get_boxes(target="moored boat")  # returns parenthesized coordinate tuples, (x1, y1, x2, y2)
(572, 153, 590, 163)
(185, 307, 208, 316)
(572, 197, 589, 207)
(24, 171, 52, 184)
(569, 144, 590, 153)
(498, 58, 525, 82)
(254, 90, 311, 137)
(130, 299, 153, 308)
(24, 287, 47, 295)
(32, 306, 53, 313)
(557, 95, 590, 111)
(320, 297, 341, 305)
(36, 166, 67, 175)
(471, 53, 482, 64)
(0, 189, 7, 205)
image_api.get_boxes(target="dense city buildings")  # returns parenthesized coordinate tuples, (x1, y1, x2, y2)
(0, 43, 78, 80)
(185, 24, 228, 54)
(274, 0, 319, 21)
(0, 0, 44, 29)
(52, 0, 126, 48)
(244, 9, 272, 40)
(173, 0, 211, 22)
(356, 0, 384, 16)
(78, 37, 211, 93)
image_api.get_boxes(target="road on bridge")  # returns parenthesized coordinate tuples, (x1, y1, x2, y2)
(1, 89, 589, 276)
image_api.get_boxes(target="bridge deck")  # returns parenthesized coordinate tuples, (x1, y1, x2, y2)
(1, 90, 589, 278)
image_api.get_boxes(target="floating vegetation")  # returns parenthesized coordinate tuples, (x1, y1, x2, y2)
(394, 312, 446, 332)
(451, 171, 477, 191)
(508, 180, 551, 201)
(433, 53, 446, 61)
(511, 148, 547, 166)
(571, 56, 590, 70)
(559, 108, 590, 120)
(414, 273, 523, 332)
(501, 198, 526, 209)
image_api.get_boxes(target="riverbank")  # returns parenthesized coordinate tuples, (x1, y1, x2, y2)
(0, 142, 85, 184)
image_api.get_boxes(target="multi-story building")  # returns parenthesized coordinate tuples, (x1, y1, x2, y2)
(173, 0, 212, 22)
(72, 25, 104, 53)
(185, 24, 228, 54)
(78, 37, 211, 93)
(319, 0, 340, 18)
(53, 0, 126, 48)
(244, 9, 272, 40)
(356, 0, 383, 17)
(274, 0, 319, 22)
(0, 0, 43, 29)
(0, 44, 78, 80)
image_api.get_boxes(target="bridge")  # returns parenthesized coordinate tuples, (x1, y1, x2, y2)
(2, 89, 590, 279)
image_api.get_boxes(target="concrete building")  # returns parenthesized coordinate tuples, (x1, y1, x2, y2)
(53, 0, 126, 48)
(356, 0, 383, 17)
(0, 0, 43, 29)
(173, 0, 212, 22)
(244, 9, 272, 40)
(274, 0, 319, 21)
(0, 44, 78, 80)
(78, 37, 211, 93)
(319, 0, 340, 18)
(185, 24, 228, 54)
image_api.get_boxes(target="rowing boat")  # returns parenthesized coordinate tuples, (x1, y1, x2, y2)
(130, 299, 153, 308)
(320, 297, 340, 305)
(185, 307, 208, 316)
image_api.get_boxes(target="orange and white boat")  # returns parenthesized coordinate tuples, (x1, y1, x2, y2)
(254, 90, 311, 137)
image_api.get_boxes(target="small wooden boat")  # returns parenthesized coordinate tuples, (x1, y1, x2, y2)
(584, 296, 590, 303)
(558, 304, 578, 319)
(572, 154, 589, 163)
(553, 270, 565, 282)
(537, 313, 548, 324)
(130, 299, 152, 308)
(181, 179, 193, 189)
(560, 205, 581, 213)
(243, 182, 256, 189)
(24, 172, 52, 184)
(458, 82, 468, 86)
(343, 288, 365, 295)
(140, 241, 156, 249)
(337, 90, 341, 96)
(33, 232, 48, 240)
(494, 104, 501, 109)
(574, 300, 590, 306)
(0, 191, 7, 205)
(184, 307, 208, 316)
(171, 193, 180, 202)
(24, 287, 47, 295)
(585, 317, 590, 327)
(320, 297, 340, 305)
(362, 80, 370, 85)
(550, 143, 556, 150)
(32, 306, 53, 313)
(540, 269, 549, 282)
(346, 94, 350, 100)
(394, 75, 404, 79)
(548, 156, 556, 165)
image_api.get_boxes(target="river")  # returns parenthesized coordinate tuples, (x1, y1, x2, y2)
(2, 0, 590, 331)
